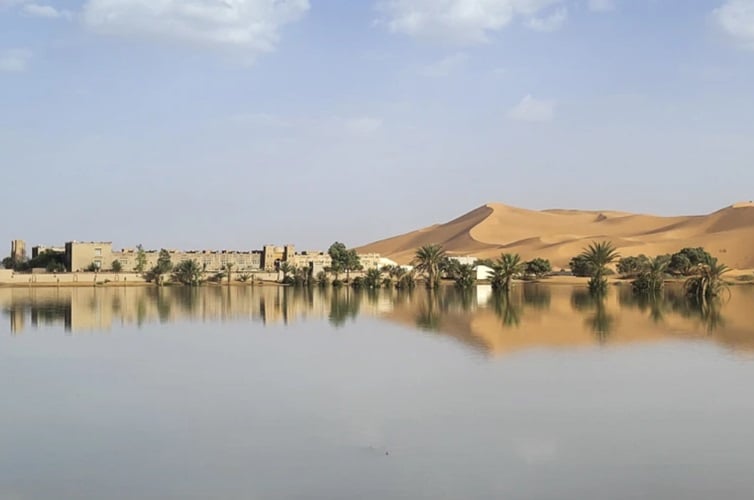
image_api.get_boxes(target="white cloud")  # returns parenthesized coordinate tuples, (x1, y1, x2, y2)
(0, 48, 31, 72)
(376, 0, 564, 45)
(82, 0, 310, 53)
(714, 0, 754, 50)
(508, 94, 555, 122)
(23, 3, 70, 18)
(418, 52, 467, 77)
(0, 1, 72, 18)
(588, 0, 615, 12)
(526, 7, 567, 32)
(345, 117, 383, 136)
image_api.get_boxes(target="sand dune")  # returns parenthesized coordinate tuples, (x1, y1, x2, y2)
(358, 202, 754, 269)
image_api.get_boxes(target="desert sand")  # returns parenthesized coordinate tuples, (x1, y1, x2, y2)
(358, 202, 754, 270)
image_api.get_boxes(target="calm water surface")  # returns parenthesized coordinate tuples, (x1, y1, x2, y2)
(2, 284, 754, 500)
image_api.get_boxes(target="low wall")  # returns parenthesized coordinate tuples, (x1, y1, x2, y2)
(0, 271, 284, 287)
(0, 271, 149, 286)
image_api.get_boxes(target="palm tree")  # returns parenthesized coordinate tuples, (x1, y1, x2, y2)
(412, 244, 447, 289)
(490, 253, 525, 293)
(223, 262, 234, 286)
(579, 241, 620, 294)
(363, 268, 383, 289)
(393, 267, 416, 290)
(632, 255, 669, 296)
(172, 259, 203, 286)
(685, 258, 730, 303)
(489, 291, 521, 327)
(279, 262, 294, 283)
(293, 266, 309, 286)
(315, 270, 330, 287)
(452, 263, 476, 289)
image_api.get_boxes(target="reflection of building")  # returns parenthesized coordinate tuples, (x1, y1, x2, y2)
(9, 307, 25, 334)
(0, 287, 358, 332)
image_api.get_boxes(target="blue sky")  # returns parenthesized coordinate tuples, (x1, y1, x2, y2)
(1, 0, 753, 252)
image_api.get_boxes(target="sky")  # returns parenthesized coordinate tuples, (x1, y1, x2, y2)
(1, 0, 754, 252)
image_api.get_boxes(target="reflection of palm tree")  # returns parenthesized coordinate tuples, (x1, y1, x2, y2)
(647, 297, 665, 324)
(151, 288, 171, 323)
(175, 286, 200, 313)
(136, 294, 147, 328)
(489, 291, 521, 327)
(589, 298, 614, 343)
(696, 300, 725, 333)
(329, 288, 362, 328)
(665, 286, 727, 333)
(416, 290, 442, 331)
(620, 286, 666, 324)
(571, 289, 614, 342)
(570, 289, 595, 312)
(522, 284, 551, 309)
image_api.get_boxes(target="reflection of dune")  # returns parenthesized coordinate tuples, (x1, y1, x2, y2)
(357, 202, 754, 269)
(2, 286, 753, 357)
(380, 285, 754, 356)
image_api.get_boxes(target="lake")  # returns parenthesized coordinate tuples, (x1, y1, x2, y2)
(2, 283, 754, 499)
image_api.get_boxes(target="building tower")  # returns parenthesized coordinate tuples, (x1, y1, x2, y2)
(10, 240, 26, 263)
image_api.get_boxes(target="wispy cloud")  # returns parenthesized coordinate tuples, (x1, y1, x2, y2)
(714, 0, 754, 50)
(0, 48, 31, 72)
(82, 0, 310, 54)
(526, 7, 567, 32)
(23, 3, 72, 19)
(508, 94, 556, 122)
(588, 0, 616, 13)
(418, 52, 467, 77)
(376, 0, 565, 45)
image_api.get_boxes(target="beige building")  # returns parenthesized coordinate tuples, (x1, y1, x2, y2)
(261, 244, 295, 271)
(11, 240, 26, 262)
(114, 248, 262, 273)
(28, 240, 386, 277)
(289, 251, 332, 274)
(358, 253, 391, 270)
(65, 241, 114, 272)
(32, 245, 65, 259)
(65, 241, 263, 273)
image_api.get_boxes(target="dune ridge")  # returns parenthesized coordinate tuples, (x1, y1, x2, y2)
(357, 202, 754, 269)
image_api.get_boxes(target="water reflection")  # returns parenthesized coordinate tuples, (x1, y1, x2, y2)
(2, 283, 753, 354)
(571, 289, 615, 342)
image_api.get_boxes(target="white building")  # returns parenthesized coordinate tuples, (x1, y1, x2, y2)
(476, 265, 494, 281)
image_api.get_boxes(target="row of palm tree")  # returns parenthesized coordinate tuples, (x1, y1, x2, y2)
(410, 243, 529, 293)
(578, 240, 730, 305)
